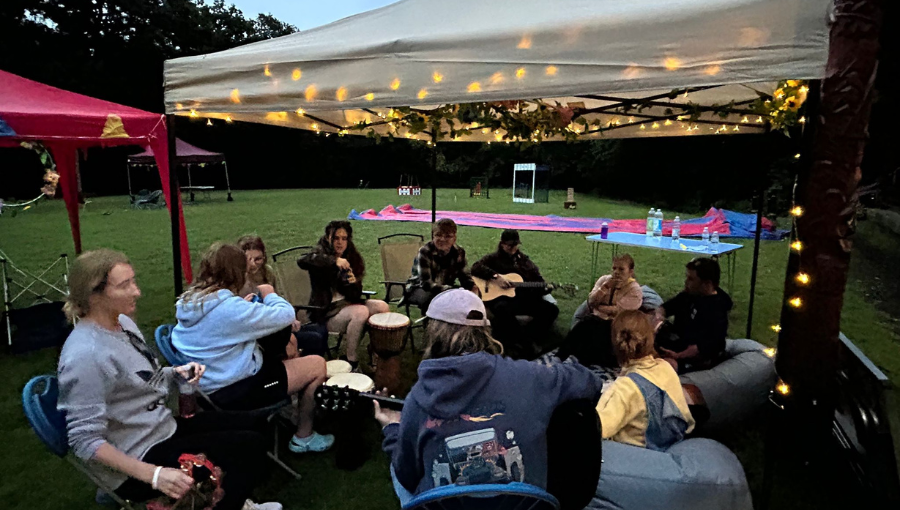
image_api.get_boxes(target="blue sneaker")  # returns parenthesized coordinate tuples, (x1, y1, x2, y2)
(289, 431, 335, 453)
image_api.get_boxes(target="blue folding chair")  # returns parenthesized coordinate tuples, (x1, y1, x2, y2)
(402, 483, 560, 510)
(22, 375, 137, 509)
(154, 323, 188, 366)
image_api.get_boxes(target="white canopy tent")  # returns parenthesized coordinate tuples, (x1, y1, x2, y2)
(164, 0, 832, 139)
(161, 0, 834, 337)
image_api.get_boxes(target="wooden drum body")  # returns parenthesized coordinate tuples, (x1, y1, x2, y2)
(367, 312, 409, 394)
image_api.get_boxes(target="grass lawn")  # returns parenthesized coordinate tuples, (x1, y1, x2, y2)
(1, 188, 896, 509)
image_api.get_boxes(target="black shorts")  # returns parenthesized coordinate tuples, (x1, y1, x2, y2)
(209, 359, 289, 411)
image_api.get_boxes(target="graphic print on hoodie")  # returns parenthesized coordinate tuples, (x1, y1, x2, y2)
(428, 402, 526, 487)
(382, 352, 603, 495)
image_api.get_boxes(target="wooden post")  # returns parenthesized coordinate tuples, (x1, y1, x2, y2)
(775, 0, 883, 432)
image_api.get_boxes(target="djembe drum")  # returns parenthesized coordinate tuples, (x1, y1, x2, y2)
(367, 312, 409, 395)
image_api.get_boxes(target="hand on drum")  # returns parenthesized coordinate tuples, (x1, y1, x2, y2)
(373, 388, 402, 427)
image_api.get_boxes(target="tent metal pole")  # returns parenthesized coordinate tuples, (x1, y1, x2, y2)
(746, 188, 764, 338)
(126, 163, 133, 199)
(165, 115, 183, 296)
(431, 133, 437, 223)
(187, 164, 194, 202)
(224, 161, 233, 201)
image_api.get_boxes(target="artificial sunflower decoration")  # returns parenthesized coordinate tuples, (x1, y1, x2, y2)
(752, 79, 810, 134)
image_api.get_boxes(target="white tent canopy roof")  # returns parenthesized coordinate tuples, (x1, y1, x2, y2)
(164, 0, 832, 140)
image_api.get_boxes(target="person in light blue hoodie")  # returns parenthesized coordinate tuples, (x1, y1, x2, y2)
(173, 243, 334, 454)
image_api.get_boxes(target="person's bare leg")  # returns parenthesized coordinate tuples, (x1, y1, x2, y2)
(285, 333, 299, 359)
(366, 299, 390, 315)
(283, 355, 327, 438)
(327, 305, 370, 363)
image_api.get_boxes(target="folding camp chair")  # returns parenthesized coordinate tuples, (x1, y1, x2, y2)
(1, 249, 71, 352)
(378, 234, 425, 350)
(22, 375, 139, 509)
(271, 246, 347, 358)
(402, 483, 559, 510)
(130, 189, 165, 210)
(153, 325, 302, 480)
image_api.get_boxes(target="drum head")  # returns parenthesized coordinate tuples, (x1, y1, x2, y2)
(325, 372, 375, 392)
(368, 312, 410, 329)
(326, 359, 352, 378)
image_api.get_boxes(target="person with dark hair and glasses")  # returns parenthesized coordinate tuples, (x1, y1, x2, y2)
(654, 257, 733, 373)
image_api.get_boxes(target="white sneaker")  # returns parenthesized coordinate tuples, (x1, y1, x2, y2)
(242, 499, 283, 510)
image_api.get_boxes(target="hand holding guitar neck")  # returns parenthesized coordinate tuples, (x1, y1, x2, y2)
(373, 388, 402, 427)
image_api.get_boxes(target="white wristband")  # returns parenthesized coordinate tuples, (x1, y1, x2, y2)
(151, 466, 163, 490)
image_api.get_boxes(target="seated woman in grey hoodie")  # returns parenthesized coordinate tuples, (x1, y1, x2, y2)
(57, 249, 281, 510)
(374, 289, 603, 503)
(172, 242, 333, 454)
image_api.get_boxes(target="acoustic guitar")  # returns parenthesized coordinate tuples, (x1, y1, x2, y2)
(473, 273, 577, 302)
(315, 384, 405, 413)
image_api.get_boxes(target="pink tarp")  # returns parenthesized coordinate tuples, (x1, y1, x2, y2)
(0, 69, 192, 281)
(349, 204, 785, 239)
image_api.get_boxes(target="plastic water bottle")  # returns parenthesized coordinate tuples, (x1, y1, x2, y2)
(646, 208, 655, 237)
(655, 209, 664, 237)
(711, 231, 720, 252)
(702, 227, 710, 249)
(672, 216, 681, 242)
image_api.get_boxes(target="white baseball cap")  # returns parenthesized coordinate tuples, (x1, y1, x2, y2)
(426, 289, 490, 327)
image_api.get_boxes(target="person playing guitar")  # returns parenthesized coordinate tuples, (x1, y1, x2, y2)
(471, 229, 559, 358)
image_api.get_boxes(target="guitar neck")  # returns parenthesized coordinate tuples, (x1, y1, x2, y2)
(359, 392, 405, 410)
(511, 281, 548, 288)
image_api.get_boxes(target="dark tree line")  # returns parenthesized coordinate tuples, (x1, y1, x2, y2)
(1, 1, 897, 214)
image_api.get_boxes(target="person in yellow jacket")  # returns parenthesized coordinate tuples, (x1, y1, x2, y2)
(596, 310, 695, 450)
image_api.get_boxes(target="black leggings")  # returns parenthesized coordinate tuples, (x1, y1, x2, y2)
(115, 412, 268, 510)
(486, 295, 559, 348)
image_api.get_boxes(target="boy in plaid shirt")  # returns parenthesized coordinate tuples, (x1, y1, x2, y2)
(405, 219, 476, 312)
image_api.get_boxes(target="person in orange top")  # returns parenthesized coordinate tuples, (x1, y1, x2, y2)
(557, 254, 643, 367)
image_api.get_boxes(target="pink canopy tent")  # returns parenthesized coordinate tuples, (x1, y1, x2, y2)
(0, 69, 193, 282)
(127, 138, 232, 201)
(129, 137, 222, 164)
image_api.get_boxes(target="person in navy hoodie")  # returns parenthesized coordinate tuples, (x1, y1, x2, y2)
(374, 289, 602, 502)
(172, 242, 333, 454)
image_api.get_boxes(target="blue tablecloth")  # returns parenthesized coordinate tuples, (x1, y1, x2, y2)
(585, 232, 743, 256)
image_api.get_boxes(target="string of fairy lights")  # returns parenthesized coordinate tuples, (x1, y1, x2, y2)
(183, 65, 808, 399)
(768, 168, 810, 398)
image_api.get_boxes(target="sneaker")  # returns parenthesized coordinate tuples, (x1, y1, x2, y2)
(242, 500, 283, 510)
(289, 431, 335, 453)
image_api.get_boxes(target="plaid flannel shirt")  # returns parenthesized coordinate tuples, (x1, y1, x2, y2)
(406, 241, 474, 292)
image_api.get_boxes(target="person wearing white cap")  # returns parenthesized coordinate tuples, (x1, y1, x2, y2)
(373, 289, 603, 502)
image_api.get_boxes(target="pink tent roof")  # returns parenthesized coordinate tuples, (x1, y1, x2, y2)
(0, 69, 165, 142)
(128, 138, 223, 164)
(0, 69, 192, 282)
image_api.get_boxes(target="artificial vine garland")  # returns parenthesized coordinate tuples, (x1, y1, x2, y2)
(348, 80, 809, 144)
